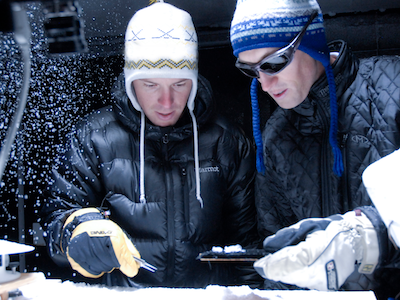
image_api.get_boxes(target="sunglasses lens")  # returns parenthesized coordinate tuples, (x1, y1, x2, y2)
(259, 55, 289, 75)
(236, 53, 290, 78)
(239, 67, 259, 78)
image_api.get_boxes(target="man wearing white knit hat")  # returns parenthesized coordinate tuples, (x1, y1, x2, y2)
(41, 0, 259, 288)
(230, 0, 400, 297)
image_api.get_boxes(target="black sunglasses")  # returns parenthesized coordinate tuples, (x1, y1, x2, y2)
(235, 11, 318, 78)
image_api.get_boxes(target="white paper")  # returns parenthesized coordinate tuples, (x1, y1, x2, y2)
(362, 149, 400, 247)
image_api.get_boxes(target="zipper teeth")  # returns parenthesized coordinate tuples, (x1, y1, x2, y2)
(341, 134, 349, 212)
(315, 99, 331, 217)
(162, 136, 175, 281)
(181, 167, 190, 225)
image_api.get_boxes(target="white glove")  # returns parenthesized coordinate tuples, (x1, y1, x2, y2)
(254, 210, 379, 291)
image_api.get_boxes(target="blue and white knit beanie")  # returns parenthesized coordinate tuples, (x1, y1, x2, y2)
(230, 0, 343, 176)
(124, 0, 198, 112)
(124, 0, 204, 206)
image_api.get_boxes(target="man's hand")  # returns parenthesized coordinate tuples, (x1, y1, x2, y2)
(61, 208, 141, 278)
(254, 210, 380, 291)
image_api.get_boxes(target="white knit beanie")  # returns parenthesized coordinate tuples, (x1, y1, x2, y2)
(124, 0, 199, 112)
(123, 1, 203, 206)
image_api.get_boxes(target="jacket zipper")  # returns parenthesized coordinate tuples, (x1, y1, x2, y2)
(340, 133, 349, 212)
(162, 133, 176, 281)
(181, 167, 190, 225)
(315, 99, 332, 217)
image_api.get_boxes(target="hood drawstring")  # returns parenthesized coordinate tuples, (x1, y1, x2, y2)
(138, 109, 203, 208)
(139, 111, 146, 204)
(189, 109, 203, 208)
(251, 78, 266, 175)
(325, 64, 343, 177)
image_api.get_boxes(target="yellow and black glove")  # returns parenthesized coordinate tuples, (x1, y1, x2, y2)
(61, 208, 141, 278)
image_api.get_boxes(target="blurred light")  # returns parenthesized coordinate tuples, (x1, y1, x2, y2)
(0, 0, 13, 32)
(43, 0, 88, 54)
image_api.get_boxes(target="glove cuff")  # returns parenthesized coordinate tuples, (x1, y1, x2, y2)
(347, 209, 380, 274)
(359, 206, 390, 269)
(61, 208, 105, 253)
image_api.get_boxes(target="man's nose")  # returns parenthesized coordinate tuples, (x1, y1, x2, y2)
(158, 88, 173, 107)
(258, 72, 277, 92)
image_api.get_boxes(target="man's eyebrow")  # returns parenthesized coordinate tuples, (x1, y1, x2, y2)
(139, 79, 156, 83)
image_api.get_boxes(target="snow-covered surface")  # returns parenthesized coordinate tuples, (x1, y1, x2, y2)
(16, 273, 377, 300)
(211, 244, 246, 253)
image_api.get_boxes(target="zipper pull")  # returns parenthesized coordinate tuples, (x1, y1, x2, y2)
(162, 134, 169, 144)
(340, 133, 348, 148)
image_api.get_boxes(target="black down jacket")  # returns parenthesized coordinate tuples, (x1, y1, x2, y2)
(41, 74, 258, 288)
(256, 41, 400, 295)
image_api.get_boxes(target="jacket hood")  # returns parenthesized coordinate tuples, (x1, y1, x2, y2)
(111, 72, 215, 206)
(112, 72, 215, 140)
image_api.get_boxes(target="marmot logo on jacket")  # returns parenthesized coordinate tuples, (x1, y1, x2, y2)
(352, 135, 370, 145)
(199, 166, 220, 173)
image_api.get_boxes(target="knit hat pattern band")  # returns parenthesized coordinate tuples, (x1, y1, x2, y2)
(230, 0, 330, 67)
(124, 1, 199, 112)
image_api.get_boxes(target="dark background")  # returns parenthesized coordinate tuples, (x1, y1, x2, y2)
(0, 0, 400, 282)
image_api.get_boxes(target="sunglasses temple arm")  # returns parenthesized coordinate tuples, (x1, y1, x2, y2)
(289, 10, 319, 51)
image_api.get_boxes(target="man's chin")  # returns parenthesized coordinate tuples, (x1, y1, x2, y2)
(273, 93, 304, 109)
(152, 112, 179, 127)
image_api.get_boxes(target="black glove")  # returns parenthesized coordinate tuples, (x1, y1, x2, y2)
(61, 208, 141, 278)
(254, 209, 380, 291)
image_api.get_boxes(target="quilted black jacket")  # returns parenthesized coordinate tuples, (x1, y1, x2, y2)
(256, 40, 400, 235)
(256, 41, 400, 294)
(41, 74, 259, 288)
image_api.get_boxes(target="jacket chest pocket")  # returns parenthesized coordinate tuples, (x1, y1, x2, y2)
(180, 160, 225, 205)
(181, 161, 226, 241)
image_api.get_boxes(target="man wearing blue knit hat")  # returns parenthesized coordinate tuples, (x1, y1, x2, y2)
(230, 0, 400, 297)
